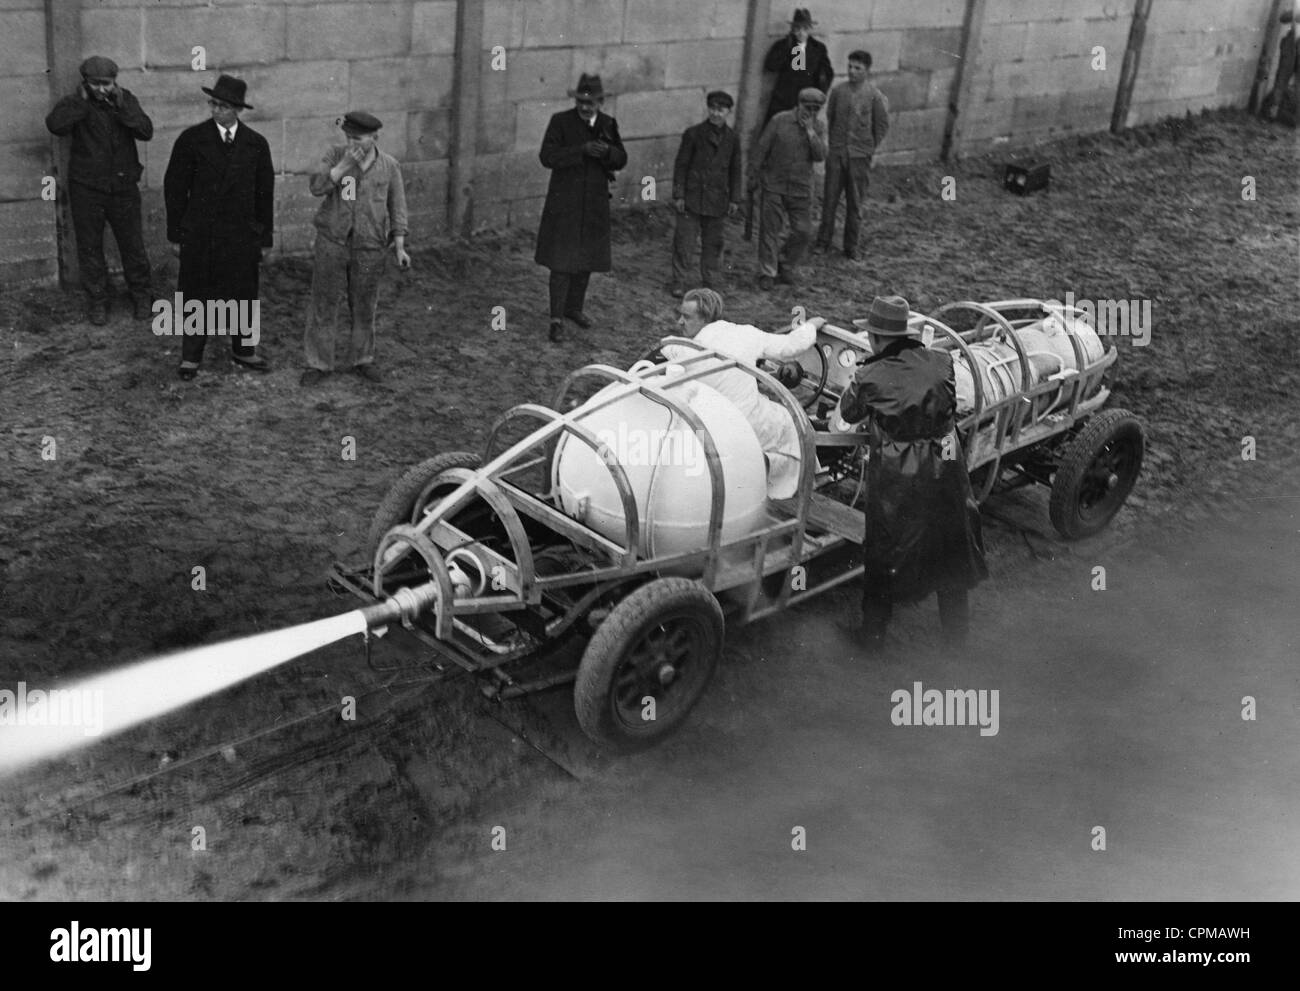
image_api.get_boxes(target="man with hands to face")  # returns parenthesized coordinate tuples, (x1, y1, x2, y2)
(46, 56, 155, 325)
(300, 111, 410, 386)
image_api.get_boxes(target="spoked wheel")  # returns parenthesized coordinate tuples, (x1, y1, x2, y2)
(1049, 409, 1144, 539)
(366, 451, 483, 557)
(574, 578, 724, 752)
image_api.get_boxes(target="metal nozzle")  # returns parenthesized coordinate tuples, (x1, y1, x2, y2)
(358, 581, 440, 630)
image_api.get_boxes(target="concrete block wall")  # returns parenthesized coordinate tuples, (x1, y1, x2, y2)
(0, 0, 1281, 288)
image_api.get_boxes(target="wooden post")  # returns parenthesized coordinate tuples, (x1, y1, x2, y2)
(45, 0, 83, 288)
(1249, 0, 1287, 114)
(737, 0, 774, 154)
(448, 0, 484, 238)
(1111, 0, 1154, 132)
(942, 0, 989, 161)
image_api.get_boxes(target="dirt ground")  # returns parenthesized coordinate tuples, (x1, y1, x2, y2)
(1, 109, 1297, 901)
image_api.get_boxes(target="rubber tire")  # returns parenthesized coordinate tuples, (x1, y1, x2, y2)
(1049, 409, 1144, 540)
(366, 451, 482, 557)
(574, 577, 724, 753)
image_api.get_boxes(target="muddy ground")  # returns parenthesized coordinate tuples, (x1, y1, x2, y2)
(1, 109, 1297, 901)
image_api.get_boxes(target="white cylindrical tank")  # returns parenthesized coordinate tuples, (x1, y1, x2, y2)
(552, 372, 769, 558)
(953, 312, 1105, 414)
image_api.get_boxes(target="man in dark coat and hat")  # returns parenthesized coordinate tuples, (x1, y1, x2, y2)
(535, 73, 627, 342)
(670, 90, 742, 296)
(762, 8, 834, 123)
(836, 295, 989, 652)
(45, 55, 154, 325)
(164, 74, 275, 379)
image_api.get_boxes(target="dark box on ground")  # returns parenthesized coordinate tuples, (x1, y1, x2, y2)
(1003, 161, 1051, 195)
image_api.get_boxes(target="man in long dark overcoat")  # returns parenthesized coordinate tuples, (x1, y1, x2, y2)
(762, 8, 834, 123)
(164, 74, 275, 379)
(837, 295, 989, 652)
(670, 90, 742, 296)
(535, 73, 627, 342)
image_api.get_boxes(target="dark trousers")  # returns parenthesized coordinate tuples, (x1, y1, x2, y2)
(863, 582, 970, 647)
(178, 237, 261, 363)
(817, 154, 871, 253)
(70, 182, 151, 304)
(757, 190, 812, 278)
(548, 270, 591, 320)
(671, 210, 726, 288)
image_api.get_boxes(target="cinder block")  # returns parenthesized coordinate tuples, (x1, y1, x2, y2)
(954, 97, 1014, 146)
(283, 116, 347, 175)
(1024, 19, 1095, 61)
(664, 40, 744, 89)
(709, 1, 749, 39)
(118, 69, 221, 132)
(412, 1, 458, 55)
(504, 47, 575, 101)
(143, 6, 285, 69)
(0, 11, 48, 76)
(477, 101, 517, 154)
(625, 0, 715, 44)
(1058, 88, 1114, 130)
(1011, 92, 1066, 133)
(927, 67, 958, 109)
(899, 27, 964, 71)
(616, 88, 705, 139)
(235, 62, 350, 119)
(875, 69, 931, 112)
(477, 148, 551, 200)
(350, 55, 454, 111)
(0, 199, 57, 263)
(871, 0, 965, 31)
(990, 58, 1066, 100)
(823, 31, 904, 74)
(0, 0, 45, 11)
(513, 99, 567, 153)
(143, 126, 185, 189)
(79, 7, 144, 72)
(588, 43, 669, 95)
(288, 3, 412, 61)
(978, 23, 1028, 63)
(12, 76, 50, 140)
(523, 0, 623, 47)
(619, 135, 681, 183)
(508, 194, 546, 228)
(402, 159, 449, 225)
(0, 141, 51, 201)
(879, 106, 946, 155)
(408, 107, 451, 160)
(483, 0, 524, 50)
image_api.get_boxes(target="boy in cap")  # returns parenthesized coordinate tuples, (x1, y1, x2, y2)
(748, 86, 827, 291)
(301, 111, 410, 386)
(815, 50, 889, 261)
(669, 91, 742, 296)
(46, 56, 155, 325)
(836, 295, 988, 652)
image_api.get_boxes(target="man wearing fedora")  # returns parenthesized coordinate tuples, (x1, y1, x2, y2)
(749, 87, 827, 291)
(301, 111, 410, 387)
(45, 55, 155, 326)
(164, 74, 275, 380)
(836, 295, 988, 652)
(535, 73, 627, 342)
(762, 8, 834, 124)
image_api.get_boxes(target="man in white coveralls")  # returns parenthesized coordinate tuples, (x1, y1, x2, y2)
(662, 288, 823, 499)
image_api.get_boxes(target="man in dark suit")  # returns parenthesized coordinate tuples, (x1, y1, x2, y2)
(45, 55, 154, 325)
(762, 8, 834, 124)
(670, 90, 742, 296)
(836, 295, 988, 653)
(534, 73, 627, 343)
(164, 74, 274, 380)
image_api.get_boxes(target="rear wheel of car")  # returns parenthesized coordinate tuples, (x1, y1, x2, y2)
(366, 451, 482, 557)
(573, 578, 724, 753)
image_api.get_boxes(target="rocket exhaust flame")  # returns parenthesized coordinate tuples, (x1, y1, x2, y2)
(0, 582, 440, 775)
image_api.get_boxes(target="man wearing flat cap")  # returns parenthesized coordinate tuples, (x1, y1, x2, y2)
(535, 73, 627, 342)
(300, 112, 410, 386)
(762, 8, 834, 124)
(669, 91, 742, 296)
(836, 296, 988, 653)
(164, 74, 275, 380)
(46, 56, 154, 325)
(748, 86, 827, 290)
